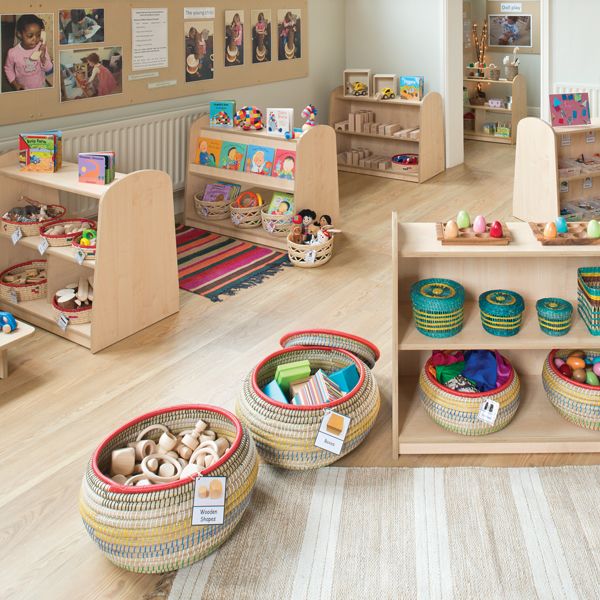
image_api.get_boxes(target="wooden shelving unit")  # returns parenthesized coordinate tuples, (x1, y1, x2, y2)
(328, 86, 445, 183)
(184, 115, 340, 251)
(392, 216, 600, 456)
(0, 150, 179, 353)
(513, 117, 600, 222)
(463, 74, 527, 145)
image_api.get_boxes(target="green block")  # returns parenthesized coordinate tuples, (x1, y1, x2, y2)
(275, 360, 311, 394)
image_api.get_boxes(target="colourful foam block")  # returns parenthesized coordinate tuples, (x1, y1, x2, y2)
(294, 370, 344, 406)
(262, 380, 289, 404)
(275, 360, 311, 394)
(329, 364, 360, 393)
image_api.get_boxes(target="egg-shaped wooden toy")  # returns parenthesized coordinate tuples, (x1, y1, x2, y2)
(586, 369, 600, 386)
(456, 210, 471, 229)
(555, 217, 568, 234)
(554, 358, 565, 368)
(569, 350, 585, 358)
(543, 222, 557, 238)
(594, 363, 600, 377)
(572, 369, 587, 383)
(444, 220, 459, 239)
(566, 357, 586, 371)
(558, 363, 573, 378)
(473, 215, 487, 233)
(587, 219, 600, 239)
(490, 221, 503, 238)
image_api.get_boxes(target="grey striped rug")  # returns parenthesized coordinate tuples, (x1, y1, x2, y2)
(168, 466, 600, 600)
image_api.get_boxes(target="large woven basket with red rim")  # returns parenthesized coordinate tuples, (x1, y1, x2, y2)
(1, 204, 66, 236)
(0, 259, 47, 302)
(79, 405, 258, 573)
(236, 330, 381, 470)
(542, 349, 600, 430)
(40, 218, 97, 247)
(51, 295, 92, 324)
(418, 353, 521, 435)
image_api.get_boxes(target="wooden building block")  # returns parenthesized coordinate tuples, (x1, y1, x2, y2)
(326, 413, 345, 436)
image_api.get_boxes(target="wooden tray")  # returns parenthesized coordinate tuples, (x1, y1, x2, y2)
(529, 222, 600, 246)
(436, 222, 512, 245)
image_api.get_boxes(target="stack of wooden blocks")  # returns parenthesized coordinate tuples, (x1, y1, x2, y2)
(334, 110, 420, 141)
(337, 147, 393, 171)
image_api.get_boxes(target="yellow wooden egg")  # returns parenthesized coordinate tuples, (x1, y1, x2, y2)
(543, 222, 557, 239)
(444, 220, 459, 239)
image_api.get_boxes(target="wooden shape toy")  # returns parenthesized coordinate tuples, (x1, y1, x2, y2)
(326, 413, 344, 436)
(209, 479, 223, 499)
(436, 222, 512, 245)
(529, 222, 600, 245)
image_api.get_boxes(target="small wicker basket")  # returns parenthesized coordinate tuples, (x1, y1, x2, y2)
(479, 289, 524, 337)
(577, 267, 600, 335)
(194, 191, 232, 221)
(230, 204, 262, 228)
(505, 65, 518, 81)
(488, 67, 501, 80)
(410, 278, 465, 338)
(40, 219, 97, 247)
(51, 295, 93, 324)
(261, 207, 293, 236)
(0, 259, 47, 302)
(1, 204, 66, 237)
(536, 298, 573, 336)
(287, 233, 334, 268)
(72, 234, 97, 259)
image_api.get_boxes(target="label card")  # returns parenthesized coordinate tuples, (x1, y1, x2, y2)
(57, 313, 70, 332)
(478, 399, 500, 425)
(586, 132, 596, 144)
(561, 135, 571, 147)
(584, 177, 593, 190)
(38, 237, 49, 256)
(501, 2, 522, 12)
(304, 250, 316, 264)
(192, 476, 227, 526)
(11, 227, 23, 245)
(560, 181, 569, 193)
(315, 410, 350, 455)
(9, 289, 18, 304)
(184, 7, 215, 19)
(75, 249, 87, 265)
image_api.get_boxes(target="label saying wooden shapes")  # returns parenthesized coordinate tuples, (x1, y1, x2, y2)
(478, 399, 499, 425)
(57, 313, 70, 332)
(75, 249, 87, 265)
(192, 476, 226, 525)
(315, 410, 351, 455)
(304, 250, 316, 264)
(9, 289, 19, 304)
(38, 236, 49, 255)
(11, 227, 23, 245)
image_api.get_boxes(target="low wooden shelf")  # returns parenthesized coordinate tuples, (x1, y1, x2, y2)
(0, 150, 179, 353)
(392, 217, 600, 456)
(184, 114, 340, 250)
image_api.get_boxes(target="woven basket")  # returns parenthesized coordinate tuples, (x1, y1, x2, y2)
(419, 354, 521, 435)
(230, 205, 262, 228)
(479, 289, 524, 336)
(194, 191, 231, 221)
(40, 219, 97, 247)
(80, 405, 258, 573)
(1, 204, 66, 236)
(287, 233, 334, 268)
(536, 298, 573, 336)
(51, 295, 92, 324)
(488, 67, 501, 80)
(72, 234, 97, 259)
(261, 207, 293, 236)
(0, 259, 47, 302)
(543, 350, 600, 430)
(578, 267, 600, 335)
(236, 331, 381, 470)
(410, 278, 465, 338)
(505, 65, 519, 81)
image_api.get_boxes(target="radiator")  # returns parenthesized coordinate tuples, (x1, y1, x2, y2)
(553, 84, 600, 119)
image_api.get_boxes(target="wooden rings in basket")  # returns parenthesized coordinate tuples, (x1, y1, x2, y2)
(0, 259, 47, 302)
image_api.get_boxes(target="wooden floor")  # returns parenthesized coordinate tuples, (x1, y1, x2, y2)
(2, 141, 599, 600)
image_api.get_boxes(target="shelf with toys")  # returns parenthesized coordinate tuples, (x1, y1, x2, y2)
(392, 215, 600, 456)
(184, 105, 340, 253)
(0, 149, 179, 353)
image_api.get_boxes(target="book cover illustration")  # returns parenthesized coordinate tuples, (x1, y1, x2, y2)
(209, 100, 236, 128)
(18, 130, 62, 172)
(245, 145, 275, 175)
(203, 183, 234, 202)
(272, 149, 296, 180)
(266, 108, 293, 137)
(219, 142, 247, 171)
(400, 76, 424, 101)
(196, 137, 223, 166)
(267, 192, 294, 215)
(550, 93, 591, 127)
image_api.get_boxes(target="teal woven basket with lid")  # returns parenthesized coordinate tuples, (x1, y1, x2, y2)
(410, 278, 465, 338)
(536, 297, 573, 336)
(479, 289, 525, 337)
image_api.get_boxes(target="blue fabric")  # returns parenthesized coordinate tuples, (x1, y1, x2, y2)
(463, 350, 497, 392)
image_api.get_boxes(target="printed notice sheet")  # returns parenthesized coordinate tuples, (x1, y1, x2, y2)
(132, 8, 168, 71)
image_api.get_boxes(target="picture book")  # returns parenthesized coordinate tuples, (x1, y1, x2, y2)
(196, 137, 223, 166)
(400, 76, 424, 101)
(78, 151, 116, 184)
(550, 93, 591, 127)
(272, 149, 296, 180)
(267, 192, 294, 215)
(266, 108, 294, 137)
(18, 130, 63, 172)
(245, 145, 275, 176)
(203, 183, 233, 203)
(216, 182, 242, 202)
(218, 142, 247, 171)
(209, 101, 236, 128)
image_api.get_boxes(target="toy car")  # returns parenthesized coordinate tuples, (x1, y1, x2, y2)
(0, 311, 17, 334)
(378, 87, 396, 100)
(348, 82, 368, 96)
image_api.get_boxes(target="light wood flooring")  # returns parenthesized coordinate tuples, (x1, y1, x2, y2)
(1, 141, 599, 600)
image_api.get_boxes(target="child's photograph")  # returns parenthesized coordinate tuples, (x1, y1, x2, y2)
(277, 9, 301, 60)
(59, 9, 104, 45)
(488, 14, 532, 47)
(224, 10, 244, 67)
(1, 13, 54, 93)
(185, 21, 214, 82)
(251, 9, 271, 64)
(59, 46, 122, 102)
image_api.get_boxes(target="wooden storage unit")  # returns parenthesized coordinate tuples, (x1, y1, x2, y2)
(328, 86, 445, 183)
(463, 75, 527, 145)
(513, 117, 600, 222)
(0, 151, 179, 353)
(184, 114, 340, 251)
(392, 216, 600, 456)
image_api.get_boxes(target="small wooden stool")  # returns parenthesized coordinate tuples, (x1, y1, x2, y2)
(0, 319, 35, 378)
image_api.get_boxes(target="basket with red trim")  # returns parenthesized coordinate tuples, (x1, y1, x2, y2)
(72, 232, 97, 259)
(418, 352, 521, 435)
(236, 330, 381, 470)
(40, 218, 97, 247)
(1, 201, 65, 237)
(0, 259, 47, 302)
(79, 405, 258, 573)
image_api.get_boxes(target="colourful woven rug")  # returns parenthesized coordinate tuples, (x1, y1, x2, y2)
(176, 225, 290, 302)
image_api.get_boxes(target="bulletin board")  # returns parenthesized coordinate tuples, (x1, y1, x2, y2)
(486, 1, 540, 54)
(0, 1, 308, 126)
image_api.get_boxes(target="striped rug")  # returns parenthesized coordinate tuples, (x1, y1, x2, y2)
(169, 466, 600, 599)
(176, 225, 289, 302)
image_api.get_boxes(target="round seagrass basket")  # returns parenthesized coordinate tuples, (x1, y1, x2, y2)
(194, 192, 232, 221)
(40, 218, 97, 247)
(51, 295, 93, 324)
(418, 354, 521, 435)
(1, 204, 66, 237)
(287, 233, 334, 268)
(0, 259, 47, 302)
(72, 233, 97, 259)
(230, 204, 262, 228)
(543, 350, 600, 430)
(236, 330, 380, 470)
(261, 207, 293, 236)
(80, 405, 258, 573)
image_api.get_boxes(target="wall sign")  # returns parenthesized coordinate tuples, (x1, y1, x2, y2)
(184, 7, 215, 19)
(501, 2, 522, 12)
(132, 8, 169, 71)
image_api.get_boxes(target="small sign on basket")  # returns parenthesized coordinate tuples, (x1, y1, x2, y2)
(587, 132, 596, 144)
(11, 227, 23, 245)
(561, 135, 571, 147)
(75, 249, 87, 265)
(477, 399, 499, 425)
(231, 213, 243, 226)
(192, 476, 227, 526)
(57, 313, 70, 332)
(265, 220, 276, 233)
(38, 237, 49, 256)
(315, 410, 350, 455)
(304, 250, 316, 264)
(201, 206, 209, 217)
(584, 177, 593, 190)
(9, 289, 18, 304)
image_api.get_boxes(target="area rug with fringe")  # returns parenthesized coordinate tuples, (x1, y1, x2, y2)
(176, 225, 289, 302)
(167, 465, 600, 600)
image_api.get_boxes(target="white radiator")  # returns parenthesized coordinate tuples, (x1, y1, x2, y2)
(553, 84, 600, 119)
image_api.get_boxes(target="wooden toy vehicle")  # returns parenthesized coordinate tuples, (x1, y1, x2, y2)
(0, 311, 17, 334)
(348, 82, 368, 96)
(377, 87, 396, 100)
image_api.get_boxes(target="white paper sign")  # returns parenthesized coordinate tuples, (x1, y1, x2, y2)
(304, 250, 316, 264)
(11, 227, 22, 245)
(57, 313, 70, 332)
(501, 2, 522, 12)
(38, 237, 49, 255)
(478, 399, 500, 425)
(75, 249, 87, 265)
(184, 7, 215, 19)
(132, 8, 169, 71)
(315, 410, 350, 455)
(9, 289, 18, 304)
(584, 177, 593, 190)
(587, 132, 596, 144)
(560, 181, 569, 193)
(128, 71, 159, 81)
(148, 79, 177, 89)
(192, 476, 226, 525)
(561, 135, 571, 147)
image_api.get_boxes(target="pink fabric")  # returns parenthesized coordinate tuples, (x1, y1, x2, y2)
(3, 43, 53, 90)
(95, 64, 117, 96)
(495, 351, 512, 386)
(256, 22, 266, 34)
(232, 23, 242, 46)
(430, 351, 465, 367)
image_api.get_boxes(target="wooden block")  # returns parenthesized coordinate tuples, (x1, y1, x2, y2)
(334, 121, 349, 131)
(345, 151, 353, 163)
(378, 123, 390, 135)
(355, 113, 364, 132)
(197, 485, 209, 499)
(347, 113, 355, 132)
(326, 413, 345, 436)
(410, 128, 420, 139)
(209, 479, 223, 499)
(385, 123, 404, 136)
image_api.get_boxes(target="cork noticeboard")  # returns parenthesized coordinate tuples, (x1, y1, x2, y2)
(0, 1, 308, 126)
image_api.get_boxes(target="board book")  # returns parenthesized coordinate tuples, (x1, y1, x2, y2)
(196, 137, 222, 166)
(245, 145, 275, 176)
(272, 149, 296, 180)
